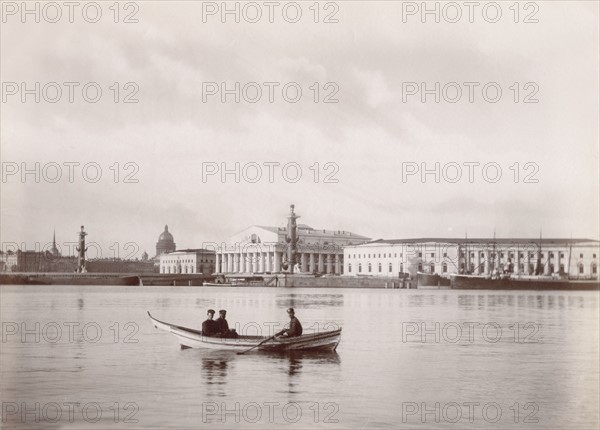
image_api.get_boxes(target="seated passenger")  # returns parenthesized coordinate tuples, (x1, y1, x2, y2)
(215, 309, 238, 338)
(201, 309, 218, 337)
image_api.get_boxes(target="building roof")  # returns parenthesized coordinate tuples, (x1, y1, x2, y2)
(253, 224, 370, 239)
(364, 238, 600, 246)
(165, 248, 216, 254)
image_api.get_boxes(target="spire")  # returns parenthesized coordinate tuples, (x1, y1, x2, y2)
(165, 225, 168, 232)
(53, 229, 56, 248)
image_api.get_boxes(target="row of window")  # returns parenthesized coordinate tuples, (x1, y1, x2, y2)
(348, 262, 599, 275)
(163, 258, 211, 263)
(348, 252, 597, 260)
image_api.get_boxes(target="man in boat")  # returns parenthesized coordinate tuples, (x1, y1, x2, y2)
(277, 308, 303, 338)
(215, 309, 239, 338)
(202, 309, 218, 337)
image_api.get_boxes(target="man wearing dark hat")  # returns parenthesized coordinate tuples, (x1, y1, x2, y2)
(215, 309, 230, 336)
(279, 308, 303, 338)
(202, 309, 218, 337)
(215, 309, 239, 338)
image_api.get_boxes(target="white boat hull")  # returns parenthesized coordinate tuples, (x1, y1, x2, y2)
(148, 311, 342, 352)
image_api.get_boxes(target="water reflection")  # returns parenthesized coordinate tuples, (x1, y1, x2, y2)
(199, 352, 232, 398)
(276, 294, 344, 308)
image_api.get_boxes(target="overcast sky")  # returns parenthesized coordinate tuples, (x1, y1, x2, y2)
(1, 1, 598, 258)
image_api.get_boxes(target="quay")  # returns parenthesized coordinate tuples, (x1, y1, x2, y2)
(0, 272, 411, 288)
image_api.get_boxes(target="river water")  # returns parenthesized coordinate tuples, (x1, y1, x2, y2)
(1, 285, 598, 429)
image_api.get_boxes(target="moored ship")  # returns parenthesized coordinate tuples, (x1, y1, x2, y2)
(417, 271, 451, 288)
(450, 273, 599, 290)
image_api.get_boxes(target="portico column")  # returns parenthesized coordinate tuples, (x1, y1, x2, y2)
(309, 253, 315, 273)
(240, 253, 245, 273)
(225, 254, 231, 273)
(318, 253, 324, 273)
(258, 252, 265, 273)
(554, 251, 561, 274)
(545, 250, 551, 275)
(335, 254, 341, 274)
(301, 253, 308, 273)
(274, 251, 282, 272)
(326, 254, 333, 274)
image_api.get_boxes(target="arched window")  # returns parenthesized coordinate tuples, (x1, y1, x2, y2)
(190, 266, 194, 274)
(591, 263, 597, 275)
(388, 263, 392, 272)
(348, 264, 352, 273)
(358, 263, 362, 273)
(579, 264, 584, 274)
(442, 263, 447, 273)
(378, 263, 382, 272)
(368, 263, 372, 272)
(430, 263, 435, 274)
(418, 263, 423, 272)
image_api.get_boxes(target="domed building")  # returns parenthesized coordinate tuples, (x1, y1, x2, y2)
(156, 225, 176, 257)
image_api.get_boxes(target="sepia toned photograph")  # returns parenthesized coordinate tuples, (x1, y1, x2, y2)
(1, 1, 599, 428)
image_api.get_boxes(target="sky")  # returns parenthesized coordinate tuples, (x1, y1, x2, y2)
(1, 1, 598, 259)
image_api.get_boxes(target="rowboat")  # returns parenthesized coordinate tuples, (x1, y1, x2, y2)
(148, 311, 342, 352)
(202, 282, 263, 287)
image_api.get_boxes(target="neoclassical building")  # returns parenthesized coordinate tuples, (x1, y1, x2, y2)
(217, 224, 370, 275)
(343, 238, 600, 279)
(159, 249, 215, 274)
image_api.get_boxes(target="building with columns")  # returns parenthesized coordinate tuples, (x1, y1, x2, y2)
(343, 238, 599, 280)
(217, 224, 370, 275)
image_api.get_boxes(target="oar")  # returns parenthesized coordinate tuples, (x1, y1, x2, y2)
(237, 331, 282, 355)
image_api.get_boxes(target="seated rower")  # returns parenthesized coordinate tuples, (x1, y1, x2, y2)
(278, 308, 303, 338)
(215, 309, 238, 338)
(201, 309, 218, 337)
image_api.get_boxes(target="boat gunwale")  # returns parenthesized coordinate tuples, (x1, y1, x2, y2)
(148, 311, 342, 347)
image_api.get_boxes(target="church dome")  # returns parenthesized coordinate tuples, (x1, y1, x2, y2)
(158, 225, 174, 242)
(156, 225, 176, 257)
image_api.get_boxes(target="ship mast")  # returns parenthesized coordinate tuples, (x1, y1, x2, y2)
(567, 234, 573, 279)
(491, 229, 496, 275)
(535, 230, 543, 276)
